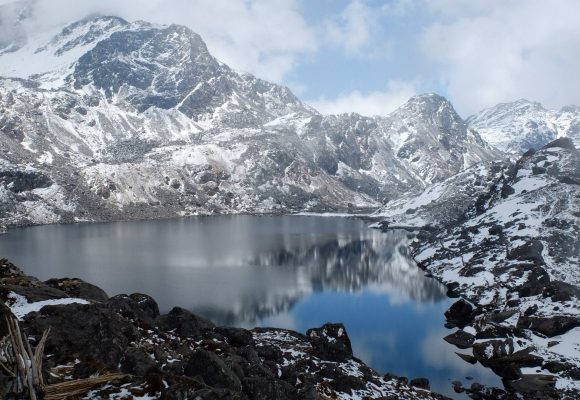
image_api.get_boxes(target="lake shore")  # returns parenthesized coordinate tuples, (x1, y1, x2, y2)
(0, 258, 461, 400)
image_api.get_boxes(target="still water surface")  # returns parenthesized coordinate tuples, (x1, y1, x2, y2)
(0, 215, 500, 397)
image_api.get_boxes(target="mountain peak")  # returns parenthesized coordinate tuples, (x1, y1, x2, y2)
(467, 99, 580, 153)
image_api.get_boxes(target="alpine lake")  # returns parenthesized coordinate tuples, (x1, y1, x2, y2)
(0, 215, 502, 398)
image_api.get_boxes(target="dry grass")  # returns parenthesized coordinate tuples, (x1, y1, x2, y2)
(2, 315, 128, 399)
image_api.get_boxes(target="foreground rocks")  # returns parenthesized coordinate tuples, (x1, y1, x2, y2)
(0, 259, 450, 400)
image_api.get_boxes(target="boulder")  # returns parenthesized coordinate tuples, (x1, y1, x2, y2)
(0, 258, 24, 278)
(184, 349, 242, 391)
(23, 303, 137, 369)
(444, 299, 475, 328)
(108, 293, 160, 326)
(507, 240, 544, 265)
(505, 374, 556, 395)
(515, 266, 550, 297)
(157, 307, 215, 338)
(215, 327, 254, 347)
(488, 225, 503, 236)
(444, 330, 475, 349)
(517, 315, 580, 337)
(455, 352, 477, 364)
(472, 339, 514, 364)
(121, 347, 156, 376)
(306, 323, 353, 362)
(409, 377, 430, 390)
(45, 277, 108, 302)
(542, 281, 580, 302)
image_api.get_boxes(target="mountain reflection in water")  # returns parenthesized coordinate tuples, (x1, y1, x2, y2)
(0, 215, 500, 398)
(197, 228, 448, 325)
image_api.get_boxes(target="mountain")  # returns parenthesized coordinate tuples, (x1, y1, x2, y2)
(467, 99, 580, 154)
(0, 14, 500, 227)
(393, 138, 580, 396)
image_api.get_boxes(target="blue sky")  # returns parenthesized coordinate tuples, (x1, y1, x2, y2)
(3, 0, 580, 117)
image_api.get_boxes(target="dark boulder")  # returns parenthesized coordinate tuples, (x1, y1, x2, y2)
(157, 307, 215, 338)
(0, 258, 25, 278)
(184, 349, 242, 391)
(328, 374, 366, 393)
(475, 324, 517, 339)
(473, 339, 514, 363)
(488, 225, 503, 236)
(215, 327, 254, 347)
(501, 184, 515, 198)
(505, 374, 556, 395)
(108, 293, 160, 326)
(445, 281, 461, 298)
(455, 352, 477, 364)
(410, 377, 430, 390)
(507, 240, 544, 265)
(306, 323, 353, 362)
(23, 303, 137, 369)
(515, 266, 550, 297)
(542, 281, 580, 302)
(121, 347, 156, 376)
(255, 344, 283, 363)
(444, 299, 475, 328)
(45, 277, 109, 302)
(444, 330, 475, 349)
(517, 315, 580, 337)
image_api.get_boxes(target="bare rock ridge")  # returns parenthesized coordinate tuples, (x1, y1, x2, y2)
(0, 14, 499, 226)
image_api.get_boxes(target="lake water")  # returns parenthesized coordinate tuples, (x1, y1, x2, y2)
(0, 215, 501, 397)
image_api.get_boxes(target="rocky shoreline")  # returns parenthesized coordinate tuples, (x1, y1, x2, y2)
(0, 258, 458, 400)
(383, 139, 580, 400)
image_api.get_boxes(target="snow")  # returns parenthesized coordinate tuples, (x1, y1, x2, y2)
(468, 99, 580, 154)
(0, 17, 126, 89)
(5, 291, 90, 320)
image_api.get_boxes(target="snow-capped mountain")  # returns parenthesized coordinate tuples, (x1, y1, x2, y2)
(0, 13, 500, 227)
(467, 99, 580, 154)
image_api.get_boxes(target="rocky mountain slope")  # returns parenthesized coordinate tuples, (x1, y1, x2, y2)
(0, 13, 499, 227)
(467, 99, 580, 154)
(379, 138, 580, 398)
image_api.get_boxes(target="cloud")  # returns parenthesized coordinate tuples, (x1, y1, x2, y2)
(307, 80, 417, 116)
(1, 0, 318, 83)
(421, 0, 580, 115)
(323, 0, 381, 54)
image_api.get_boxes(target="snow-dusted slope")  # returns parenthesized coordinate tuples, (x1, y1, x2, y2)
(0, 14, 501, 227)
(405, 138, 580, 397)
(467, 99, 580, 154)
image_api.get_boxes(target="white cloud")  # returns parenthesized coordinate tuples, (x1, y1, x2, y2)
(1, 0, 317, 83)
(421, 0, 580, 115)
(307, 80, 417, 116)
(323, 0, 380, 54)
